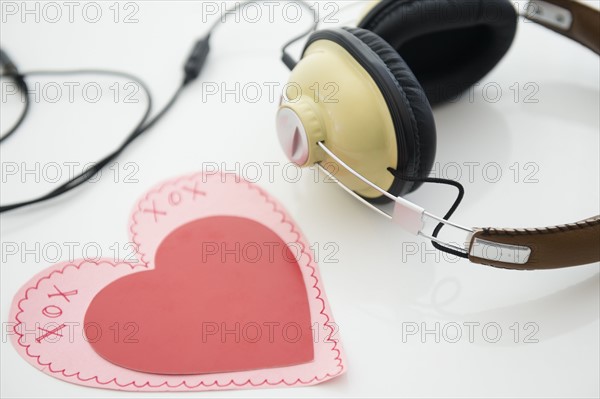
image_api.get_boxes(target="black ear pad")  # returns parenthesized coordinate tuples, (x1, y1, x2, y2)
(359, 0, 518, 105)
(343, 27, 436, 196)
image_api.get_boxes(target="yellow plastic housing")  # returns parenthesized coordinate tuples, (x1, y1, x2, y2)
(278, 39, 398, 199)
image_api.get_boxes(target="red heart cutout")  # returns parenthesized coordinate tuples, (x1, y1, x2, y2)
(84, 215, 314, 375)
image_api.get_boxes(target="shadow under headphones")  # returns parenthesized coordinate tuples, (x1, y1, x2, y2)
(276, 0, 600, 270)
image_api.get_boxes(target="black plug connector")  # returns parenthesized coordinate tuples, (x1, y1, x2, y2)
(183, 35, 211, 85)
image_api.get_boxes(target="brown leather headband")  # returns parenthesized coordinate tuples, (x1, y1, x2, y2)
(525, 0, 600, 54)
(467, 1, 600, 270)
(468, 216, 600, 269)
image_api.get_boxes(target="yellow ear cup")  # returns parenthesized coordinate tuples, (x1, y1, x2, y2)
(276, 38, 398, 200)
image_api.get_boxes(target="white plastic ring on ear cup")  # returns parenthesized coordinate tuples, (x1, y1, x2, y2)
(276, 107, 310, 166)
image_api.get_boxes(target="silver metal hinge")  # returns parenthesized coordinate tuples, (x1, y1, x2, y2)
(524, 0, 573, 31)
(469, 238, 532, 265)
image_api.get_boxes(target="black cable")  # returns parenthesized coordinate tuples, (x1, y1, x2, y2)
(0, 70, 155, 213)
(0, 49, 30, 144)
(204, 0, 318, 70)
(0, 75, 29, 144)
(0, 0, 319, 214)
(0, 70, 193, 214)
(387, 168, 468, 259)
(0, 18, 202, 214)
(280, 1, 361, 69)
(280, 1, 319, 70)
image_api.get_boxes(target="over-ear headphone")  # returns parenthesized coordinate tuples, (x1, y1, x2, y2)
(276, 0, 600, 270)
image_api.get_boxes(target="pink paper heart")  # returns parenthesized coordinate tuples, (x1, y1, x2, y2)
(85, 216, 314, 375)
(8, 172, 345, 391)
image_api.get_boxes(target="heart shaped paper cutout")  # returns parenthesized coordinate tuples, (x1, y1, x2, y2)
(9, 172, 345, 391)
(85, 216, 314, 375)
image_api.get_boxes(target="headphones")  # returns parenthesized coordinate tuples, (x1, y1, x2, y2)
(276, 0, 600, 270)
(2, 0, 597, 269)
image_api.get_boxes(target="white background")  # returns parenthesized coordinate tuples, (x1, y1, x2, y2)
(1, 1, 599, 398)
